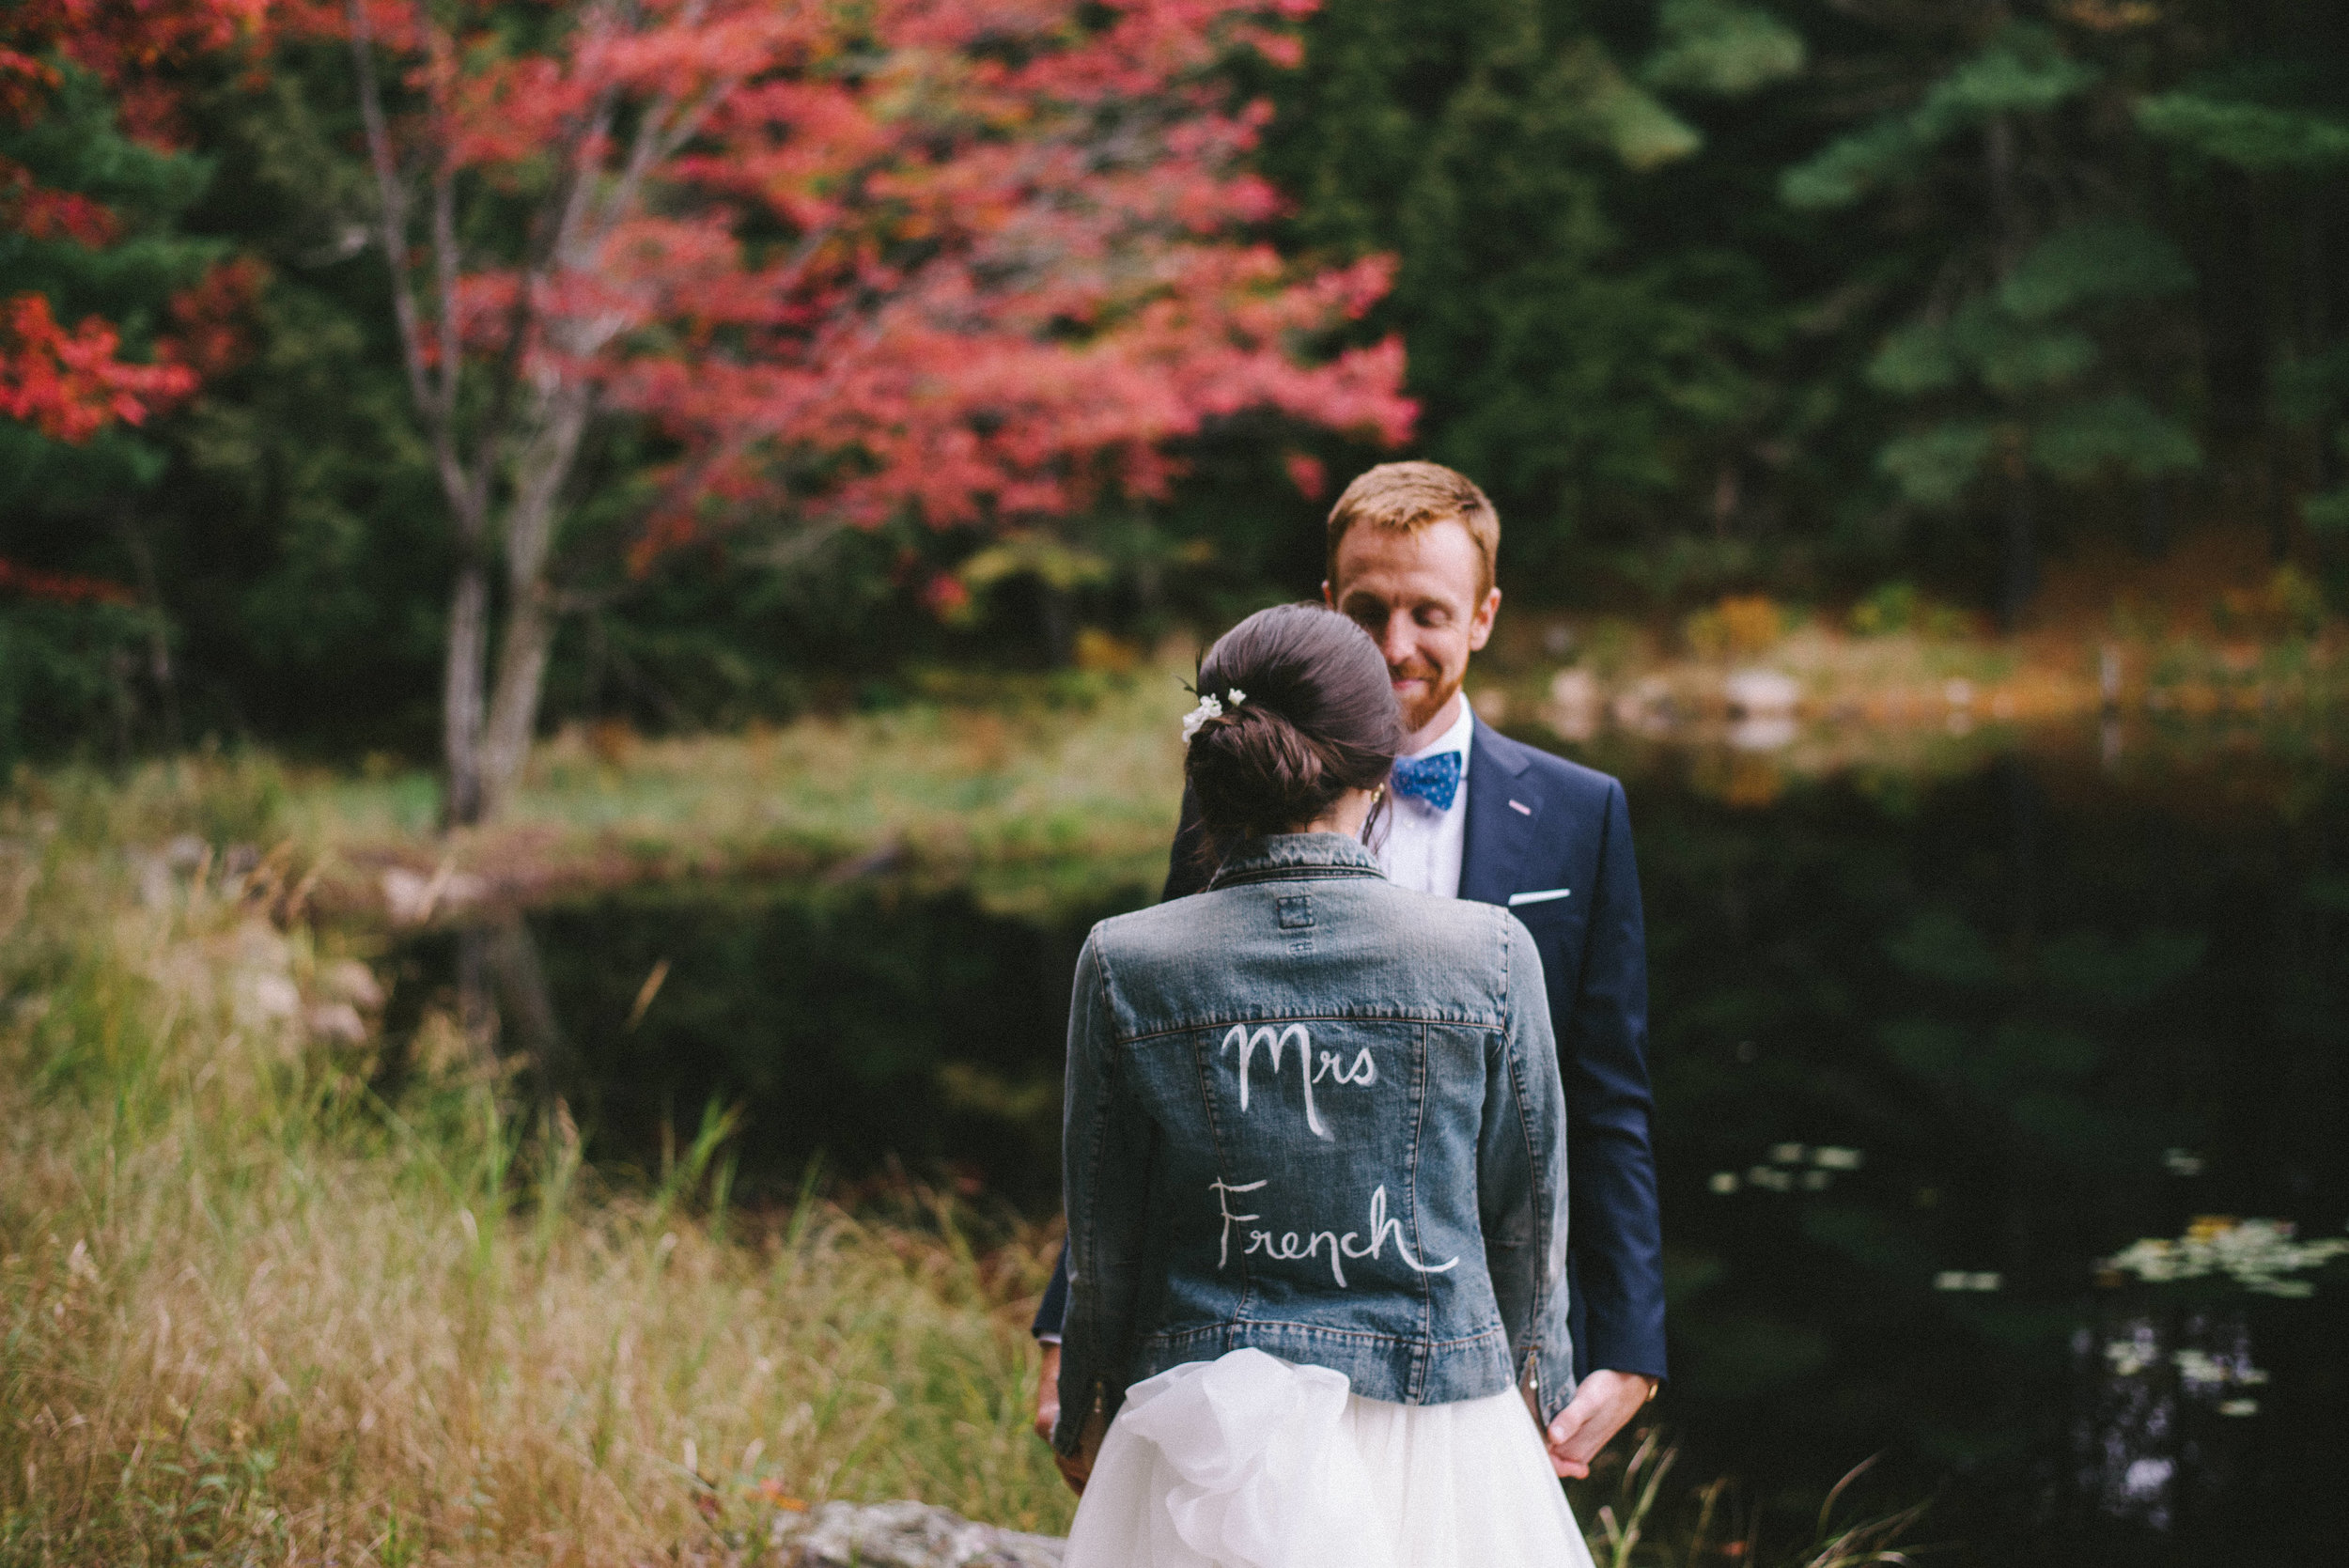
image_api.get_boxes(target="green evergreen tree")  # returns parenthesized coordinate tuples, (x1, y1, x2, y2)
(1781, 15, 2198, 625)
(2132, 16, 2349, 567)
(1254, 0, 1804, 584)
(0, 59, 222, 760)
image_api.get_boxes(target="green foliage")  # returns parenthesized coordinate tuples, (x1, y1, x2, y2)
(1868, 303, 2096, 400)
(1781, 25, 2097, 210)
(2308, 485, 2349, 536)
(1786, 14, 2201, 578)
(2029, 395, 2201, 484)
(1912, 25, 2100, 124)
(2136, 92, 2349, 173)
(0, 59, 224, 763)
(1875, 424, 1999, 509)
(0, 600, 148, 768)
(1641, 0, 1805, 98)
(0, 63, 220, 318)
(1255, 0, 1786, 577)
(1572, 39, 1705, 169)
(1996, 220, 2196, 321)
(101, 44, 454, 757)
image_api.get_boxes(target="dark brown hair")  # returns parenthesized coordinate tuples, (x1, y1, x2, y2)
(1185, 603, 1404, 846)
(1325, 460, 1501, 598)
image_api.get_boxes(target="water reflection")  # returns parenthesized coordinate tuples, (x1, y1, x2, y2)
(1706, 1141, 1864, 1195)
(384, 879, 1148, 1207)
(380, 738, 2349, 1564)
(1618, 742, 2349, 1564)
(2072, 1307, 2264, 1533)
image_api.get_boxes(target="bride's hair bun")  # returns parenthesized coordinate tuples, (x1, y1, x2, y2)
(1186, 604, 1402, 844)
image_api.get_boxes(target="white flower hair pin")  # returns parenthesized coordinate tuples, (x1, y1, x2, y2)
(1181, 688, 1247, 740)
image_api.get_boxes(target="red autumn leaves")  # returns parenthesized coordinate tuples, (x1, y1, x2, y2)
(8, 0, 1410, 570)
(1, 0, 267, 445)
(0, 293, 194, 442)
(324, 0, 1409, 566)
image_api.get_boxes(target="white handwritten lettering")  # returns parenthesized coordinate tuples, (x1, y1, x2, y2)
(1210, 1177, 1267, 1268)
(1338, 1185, 1457, 1278)
(1240, 1226, 1356, 1286)
(1222, 1024, 1377, 1139)
(1211, 1179, 1457, 1288)
(1314, 1048, 1376, 1087)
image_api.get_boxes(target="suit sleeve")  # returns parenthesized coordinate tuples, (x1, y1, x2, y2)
(1559, 779, 1668, 1381)
(1034, 786, 1208, 1342)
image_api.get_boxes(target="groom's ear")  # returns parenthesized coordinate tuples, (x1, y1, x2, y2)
(1467, 586, 1501, 652)
(1320, 578, 1334, 609)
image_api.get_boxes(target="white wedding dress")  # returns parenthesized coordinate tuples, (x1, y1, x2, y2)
(1063, 1348, 1598, 1568)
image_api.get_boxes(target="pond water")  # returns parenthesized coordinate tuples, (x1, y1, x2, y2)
(383, 723, 2349, 1565)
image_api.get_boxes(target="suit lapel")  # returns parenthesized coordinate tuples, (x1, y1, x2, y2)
(1457, 719, 1538, 908)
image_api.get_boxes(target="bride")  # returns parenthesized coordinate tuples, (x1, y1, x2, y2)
(1051, 602, 1596, 1568)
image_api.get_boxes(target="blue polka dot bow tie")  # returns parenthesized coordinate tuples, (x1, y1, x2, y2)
(1390, 750, 1463, 812)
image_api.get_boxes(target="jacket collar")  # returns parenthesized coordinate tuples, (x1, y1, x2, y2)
(1458, 722, 1541, 907)
(1208, 831, 1387, 889)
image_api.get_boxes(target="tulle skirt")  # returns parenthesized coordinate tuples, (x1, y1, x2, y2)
(1062, 1348, 1597, 1568)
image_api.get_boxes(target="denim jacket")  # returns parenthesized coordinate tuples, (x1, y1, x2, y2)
(1052, 832, 1574, 1455)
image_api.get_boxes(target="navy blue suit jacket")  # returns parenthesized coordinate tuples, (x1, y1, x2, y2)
(1034, 718, 1668, 1382)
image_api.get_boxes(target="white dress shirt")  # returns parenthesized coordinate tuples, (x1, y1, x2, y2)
(1377, 697, 1474, 897)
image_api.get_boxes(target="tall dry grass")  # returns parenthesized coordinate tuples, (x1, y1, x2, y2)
(0, 769, 1071, 1565)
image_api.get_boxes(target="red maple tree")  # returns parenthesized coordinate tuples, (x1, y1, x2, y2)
(318, 0, 1413, 823)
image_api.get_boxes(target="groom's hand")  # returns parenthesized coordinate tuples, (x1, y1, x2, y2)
(1543, 1369, 1657, 1479)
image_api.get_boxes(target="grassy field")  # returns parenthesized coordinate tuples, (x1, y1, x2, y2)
(1, 767, 1076, 1565)
(269, 661, 1194, 923)
(0, 704, 1935, 1566)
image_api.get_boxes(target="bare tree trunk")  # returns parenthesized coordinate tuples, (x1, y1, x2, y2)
(473, 382, 594, 817)
(443, 560, 491, 826)
(477, 582, 559, 819)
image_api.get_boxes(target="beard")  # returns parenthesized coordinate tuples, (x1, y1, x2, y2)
(1394, 660, 1464, 739)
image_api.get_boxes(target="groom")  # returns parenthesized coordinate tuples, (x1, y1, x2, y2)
(1034, 460, 1666, 1481)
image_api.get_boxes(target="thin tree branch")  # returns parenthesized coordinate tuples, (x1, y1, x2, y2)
(430, 164, 461, 424)
(349, 0, 475, 526)
(347, 0, 431, 422)
(552, 85, 622, 259)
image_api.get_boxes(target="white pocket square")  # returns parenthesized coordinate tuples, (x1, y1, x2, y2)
(1507, 888, 1571, 907)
